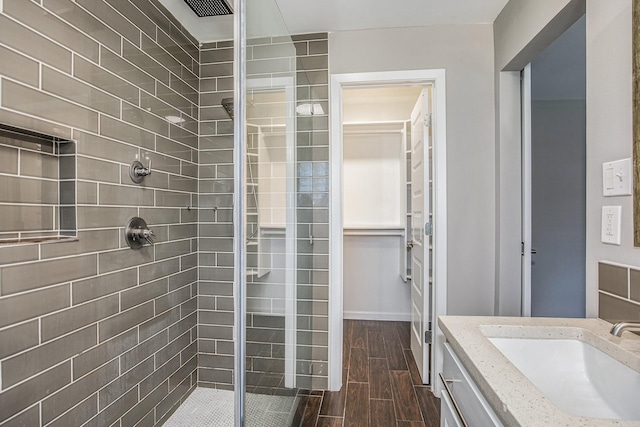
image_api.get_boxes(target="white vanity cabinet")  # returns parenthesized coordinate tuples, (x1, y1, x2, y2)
(440, 343, 505, 427)
(441, 390, 464, 427)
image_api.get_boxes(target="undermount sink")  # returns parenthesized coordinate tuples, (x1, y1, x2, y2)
(488, 337, 640, 420)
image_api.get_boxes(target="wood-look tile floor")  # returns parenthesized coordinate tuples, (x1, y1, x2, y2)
(296, 320, 440, 427)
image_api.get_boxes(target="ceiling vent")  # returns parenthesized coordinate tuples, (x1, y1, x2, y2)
(183, 0, 233, 17)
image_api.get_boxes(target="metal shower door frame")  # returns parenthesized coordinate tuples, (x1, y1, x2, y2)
(233, 0, 247, 424)
(234, 2, 298, 421)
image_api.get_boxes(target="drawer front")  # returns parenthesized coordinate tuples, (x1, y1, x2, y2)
(441, 390, 464, 427)
(443, 343, 504, 427)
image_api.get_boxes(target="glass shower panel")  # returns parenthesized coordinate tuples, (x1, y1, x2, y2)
(241, 0, 299, 425)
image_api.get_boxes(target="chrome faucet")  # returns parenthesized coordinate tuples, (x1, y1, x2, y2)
(610, 322, 640, 337)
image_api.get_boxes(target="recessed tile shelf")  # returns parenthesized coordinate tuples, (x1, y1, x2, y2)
(0, 236, 78, 247)
(0, 123, 77, 245)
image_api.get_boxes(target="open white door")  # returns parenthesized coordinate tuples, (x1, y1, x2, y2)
(521, 64, 532, 317)
(329, 70, 447, 393)
(410, 88, 433, 384)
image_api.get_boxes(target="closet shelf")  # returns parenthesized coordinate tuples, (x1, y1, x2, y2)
(343, 227, 404, 237)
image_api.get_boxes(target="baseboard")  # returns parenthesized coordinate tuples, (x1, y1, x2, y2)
(343, 310, 411, 322)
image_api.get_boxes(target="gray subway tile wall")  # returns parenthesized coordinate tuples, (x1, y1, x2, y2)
(598, 262, 629, 298)
(293, 33, 330, 390)
(197, 34, 330, 392)
(1, 1, 332, 423)
(0, 1, 199, 426)
(197, 40, 236, 391)
(598, 262, 640, 323)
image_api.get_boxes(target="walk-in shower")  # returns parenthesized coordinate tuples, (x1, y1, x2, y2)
(166, 0, 330, 424)
(0, 0, 329, 425)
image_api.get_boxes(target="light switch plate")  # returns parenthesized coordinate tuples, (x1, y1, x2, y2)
(601, 206, 622, 245)
(603, 158, 632, 196)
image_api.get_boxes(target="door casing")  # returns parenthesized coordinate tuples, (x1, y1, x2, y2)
(521, 64, 533, 317)
(329, 70, 448, 395)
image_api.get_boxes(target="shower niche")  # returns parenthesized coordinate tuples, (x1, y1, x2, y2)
(0, 123, 77, 244)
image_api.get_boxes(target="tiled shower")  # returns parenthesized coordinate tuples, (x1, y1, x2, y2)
(0, 0, 329, 426)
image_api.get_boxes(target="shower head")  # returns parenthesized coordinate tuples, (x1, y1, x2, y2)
(183, 0, 233, 17)
(221, 98, 234, 120)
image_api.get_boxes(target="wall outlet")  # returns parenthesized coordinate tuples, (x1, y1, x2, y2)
(601, 206, 622, 245)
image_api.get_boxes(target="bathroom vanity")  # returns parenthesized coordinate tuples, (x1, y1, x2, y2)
(438, 316, 640, 427)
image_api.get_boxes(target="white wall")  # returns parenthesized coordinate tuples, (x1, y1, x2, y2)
(494, 0, 637, 318)
(258, 133, 287, 227)
(493, 0, 585, 315)
(494, 0, 582, 71)
(343, 132, 404, 227)
(343, 235, 411, 320)
(341, 108, 409, 318)
(330, 24, 497, 315)
(585, 0, 636, 316)
(342, 86, 423, 123)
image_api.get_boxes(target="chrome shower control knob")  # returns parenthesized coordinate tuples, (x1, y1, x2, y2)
(129, 159, 152, 183)
(140, 228, 156, 245)
(125, 217, 155, 250)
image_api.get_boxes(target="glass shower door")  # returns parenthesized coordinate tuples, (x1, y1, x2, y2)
(236, 0, 299, 424)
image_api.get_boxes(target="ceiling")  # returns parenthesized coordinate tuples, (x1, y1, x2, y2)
(343, 86, 424, 123)
(159, 0, 510, 43)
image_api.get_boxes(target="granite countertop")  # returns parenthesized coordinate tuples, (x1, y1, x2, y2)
(438, 316, 640, 427)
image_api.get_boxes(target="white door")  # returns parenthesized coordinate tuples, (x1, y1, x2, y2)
(521, 64, 532, 317)
(410, 88, 433, 383)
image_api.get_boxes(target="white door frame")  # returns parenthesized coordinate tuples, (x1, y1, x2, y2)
(329, 70, 448, 394)
(521, 64, 532, 317)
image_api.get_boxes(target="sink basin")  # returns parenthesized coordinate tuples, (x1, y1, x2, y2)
(489, 337, 640, 420)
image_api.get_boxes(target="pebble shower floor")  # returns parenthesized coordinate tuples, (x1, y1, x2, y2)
(163, 388, 298, 426)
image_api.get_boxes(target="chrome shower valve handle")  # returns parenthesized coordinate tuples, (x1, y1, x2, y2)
(129, 159, 152, 183)
(125, 217, 156, 249)
(139, 228, 156, 245)
(135, 158, 152, 176)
